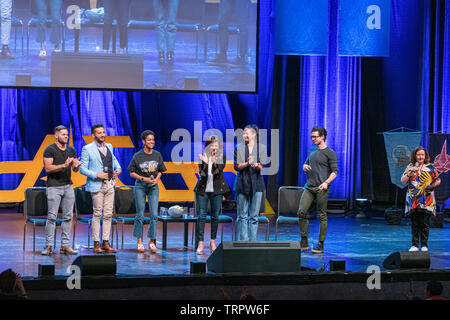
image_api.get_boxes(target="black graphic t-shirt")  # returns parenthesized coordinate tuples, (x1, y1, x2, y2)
(43, 143, 77, 187)
(128, 149, 167, 178)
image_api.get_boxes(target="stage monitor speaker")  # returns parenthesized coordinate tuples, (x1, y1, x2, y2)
(50, 52, 144, 89)
(329, 260, 346, 271)
(382, 251, 430, 269)
(206, 241, 300, 273)
(72, 255, 117, 276)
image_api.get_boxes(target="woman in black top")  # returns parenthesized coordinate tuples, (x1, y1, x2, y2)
(194, 135, 231, 255)
(234, 125, 266, 241)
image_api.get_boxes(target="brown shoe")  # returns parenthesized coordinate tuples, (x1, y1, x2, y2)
(60, 246, 78, 255)
(93, 242, 104, 254)
(41, 245, 52, 256)
(148, 241, 157, 254)
(101, 241, 117, 253)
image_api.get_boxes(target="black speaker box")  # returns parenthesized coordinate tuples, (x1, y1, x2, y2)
(72, 255, 117, 276)
(190, 261, 206, 274)
(51, 52, 144, 89)
(329, 260, 346, 271)
(430, 212, 444, 228)
(206, 241, 301, 273)
(382, 251, 430, 269)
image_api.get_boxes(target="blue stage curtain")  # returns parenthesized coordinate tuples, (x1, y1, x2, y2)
(419, 0, 450, 137)
(297, 0, 362, 200)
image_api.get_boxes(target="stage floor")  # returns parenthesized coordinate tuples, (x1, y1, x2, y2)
(1, 210, 449, 278)
(0, 28, 257, 91)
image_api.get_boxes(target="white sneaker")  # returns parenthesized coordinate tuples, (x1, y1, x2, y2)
(39, 50, 46, 60)
(409, 246, 419, 252)
(421, 247, 428, 252)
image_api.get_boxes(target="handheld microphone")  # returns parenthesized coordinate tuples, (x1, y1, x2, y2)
(150, 174, 156, 190)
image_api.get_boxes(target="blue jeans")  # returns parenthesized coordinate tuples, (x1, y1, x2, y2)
(35, 0, 62, 45)
(133, 181, 159, 240)
(45, 185, 74, 247)
(237, 192, 262, 241)
(196, 193, 222, 243)
(153, 0, 179, 52)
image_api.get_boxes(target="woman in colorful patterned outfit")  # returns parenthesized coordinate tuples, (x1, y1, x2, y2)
(401, 147, 441, 252)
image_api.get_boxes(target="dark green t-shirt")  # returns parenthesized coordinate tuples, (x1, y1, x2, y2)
(128, 149, 167, 178)
(43, 143, 77, 187)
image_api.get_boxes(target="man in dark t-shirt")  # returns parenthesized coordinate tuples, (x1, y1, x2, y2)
(298, 127, 338, 254)
(41, 125, 81, 256)
(128, 130, 167, 253)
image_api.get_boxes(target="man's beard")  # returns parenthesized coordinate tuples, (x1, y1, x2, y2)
(57, 138, 67, 145)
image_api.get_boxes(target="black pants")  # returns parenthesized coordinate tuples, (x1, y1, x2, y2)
(411, 208, 430, 247)
(103, 0, 130, 50)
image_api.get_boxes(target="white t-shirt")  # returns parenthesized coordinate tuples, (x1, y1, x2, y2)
(205, 160, 214, 192)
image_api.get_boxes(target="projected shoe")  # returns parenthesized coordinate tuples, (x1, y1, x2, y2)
(149, 241, 157, 254)
(60, 246, 78, 255)
(39, 50, 46, 60)
(137, 242, 145, 253)
(196, 241, 204, 255)
(101, 241, 117, 253)
(210, 240, 217, 253)
(41, 245, 52, 256)
(421, 246, 428, 252)
(409, 246, 419, 252)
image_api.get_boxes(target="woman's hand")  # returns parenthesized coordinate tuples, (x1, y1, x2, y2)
(199, 153, 208, 163)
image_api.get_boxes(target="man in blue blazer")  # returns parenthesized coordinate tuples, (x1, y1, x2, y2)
(80, 124, 122, 253)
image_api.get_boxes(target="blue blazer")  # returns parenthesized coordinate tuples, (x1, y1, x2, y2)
(80, 142, 122, 193)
